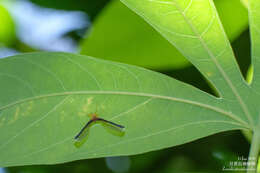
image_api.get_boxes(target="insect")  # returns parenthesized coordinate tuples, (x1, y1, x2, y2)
(74, 112, 125, 141)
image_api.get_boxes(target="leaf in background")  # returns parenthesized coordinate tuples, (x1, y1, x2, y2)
(214, 0, 248, 41)
(80, 0, 248, 70)
(241, 0, 249, 8)
(80, 0, 189, 70)
(28, 0, 110, 20)
(0, 52, 249, 167)
(0, 4, 16, 47)
(231, 30, 251, 78)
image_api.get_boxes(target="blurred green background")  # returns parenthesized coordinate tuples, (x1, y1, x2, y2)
(0, 0, 252, 172)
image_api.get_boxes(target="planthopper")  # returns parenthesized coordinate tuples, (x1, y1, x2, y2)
(74, 112, 125, 142)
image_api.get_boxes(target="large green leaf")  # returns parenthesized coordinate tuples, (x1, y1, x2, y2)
(0, 0, 259, 168)
(80, 0, 248, 70)
(0, 52, 249, 167)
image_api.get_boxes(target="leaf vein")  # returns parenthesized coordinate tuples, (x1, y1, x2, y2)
(61, 54, 102, 90)
(0, 96, 70, 151)
(19, 58, 67, 91)
(173, 0, 253, 126)
(0, 73, 36, 95)
(111, 98, 153, 120)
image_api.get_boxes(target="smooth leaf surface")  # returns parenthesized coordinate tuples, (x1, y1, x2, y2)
(80, 0, 190, 69)
(80, 0, 248, 70)
(0, 4, 16, 47)
(0, 52, 249, 167)
(214, 0, 248, 41)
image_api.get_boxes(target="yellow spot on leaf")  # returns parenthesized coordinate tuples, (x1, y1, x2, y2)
(26, 101, 33, 113)
(8, 107, 20, 124)
(206, 72, 212, 77)
(20, 101, 34, 117)
(78, 97, 94, 117)
(87, 97, 93, 105)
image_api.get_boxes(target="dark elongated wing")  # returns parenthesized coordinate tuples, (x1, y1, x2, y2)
(97, 118, 125, 131)
(74, 119, 95, 141)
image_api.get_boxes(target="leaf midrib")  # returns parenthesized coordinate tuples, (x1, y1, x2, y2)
(0, 90, 250, 128)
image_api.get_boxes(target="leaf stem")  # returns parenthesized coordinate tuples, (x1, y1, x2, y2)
(247, 124, 260, 173)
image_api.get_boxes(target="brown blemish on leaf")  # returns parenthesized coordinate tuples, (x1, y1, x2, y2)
(26, 101, 33, 114)
(8, 107, 20, 124)
(78, 97, 94, 117)
(20, 101, 34, 117)
(206, 72, 212, 77)
(87, 97, 93, 105)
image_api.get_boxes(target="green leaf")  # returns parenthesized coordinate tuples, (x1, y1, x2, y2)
(241, 0, 249, 8)
(0, 4, 16, 47)
(80, 0, 189, 69)
(249, 0, 260, 92)
(120, 0, 257, 123)
(0, 52, 249, 167)
(248, 1, 260, 171)
(1, 0, 259, 168)
(214, 0, 248, 41)
(80, 0, 248, 70)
